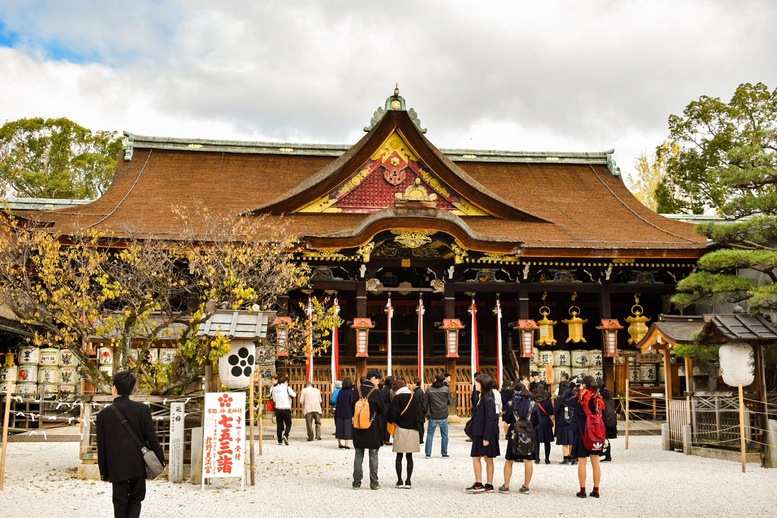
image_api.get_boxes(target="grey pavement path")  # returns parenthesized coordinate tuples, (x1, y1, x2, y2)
(2, 419, 774, 517)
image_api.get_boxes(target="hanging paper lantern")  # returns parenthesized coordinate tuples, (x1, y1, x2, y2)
(218, 342, 256, 389)
(719, 341, 755, 387)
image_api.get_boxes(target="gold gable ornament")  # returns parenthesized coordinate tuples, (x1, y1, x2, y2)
(625, 294, 651, 345)
(394, 178, 437, 209)
(562, 303, 588, 344)
(536, 300, 557, 346)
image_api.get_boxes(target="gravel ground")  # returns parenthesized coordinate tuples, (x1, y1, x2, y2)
(2, 424, 775, 517)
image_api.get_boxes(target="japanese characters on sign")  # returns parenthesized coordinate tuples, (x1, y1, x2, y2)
(169, 402, 185, 482)
(202, 392, 246, 480)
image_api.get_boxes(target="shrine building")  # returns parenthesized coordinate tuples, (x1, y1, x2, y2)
(35, 88, 707, 405)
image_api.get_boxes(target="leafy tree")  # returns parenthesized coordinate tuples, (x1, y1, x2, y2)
(0, 208, 330, 394)
(627, 141, 678, 212)
(658, 82, 777, 215)
(0, 117, 122, 199)
(666, 82, 777, 313)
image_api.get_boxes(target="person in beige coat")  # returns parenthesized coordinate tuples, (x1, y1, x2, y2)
(300, 382, 323, 441)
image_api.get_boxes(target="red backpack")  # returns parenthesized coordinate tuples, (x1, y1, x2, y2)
(578, 389, 606, 452)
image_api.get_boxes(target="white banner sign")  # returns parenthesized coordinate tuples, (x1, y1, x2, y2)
(168, 402, 185, 482)
(202, 392, 246, 486)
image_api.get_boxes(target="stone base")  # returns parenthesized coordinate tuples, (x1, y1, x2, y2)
(689, 446, 760, 465)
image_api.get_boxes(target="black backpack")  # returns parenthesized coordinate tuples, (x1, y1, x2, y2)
(510, 397, 535, 457)
(602, 393, 617, 430)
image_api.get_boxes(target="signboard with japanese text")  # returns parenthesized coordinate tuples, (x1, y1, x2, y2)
(169, 402, 185, 482)
(202, 391, 246, 488)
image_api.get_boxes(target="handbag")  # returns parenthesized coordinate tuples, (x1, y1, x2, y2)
(266, 399, 275, 412)
(465, 398, 481, 439)
(464, 418, 474, 439)
(387, 392, 413, 436)
(108, 404, 165, 480)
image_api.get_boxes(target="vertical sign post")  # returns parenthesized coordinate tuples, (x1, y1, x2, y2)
(0, 381, 12, 490)
(168, 402, 185, 482)
(202, 391, 246, 491)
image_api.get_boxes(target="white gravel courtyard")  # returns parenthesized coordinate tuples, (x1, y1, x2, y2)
(2, 426, 774, 517)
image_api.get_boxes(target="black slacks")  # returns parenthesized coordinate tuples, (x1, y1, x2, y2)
(112, 475, 146, 518)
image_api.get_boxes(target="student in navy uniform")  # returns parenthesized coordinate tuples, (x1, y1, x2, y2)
(97, 371, 165, 518)
(554, 379, 576, 465)
(565, 375, 604, 498)
(598, 379, 618, 462)
(500, 382, 540, 494)
(533, 381, 555, 464)
(411, 377, 426, 444)
(465, 374, 500, 493)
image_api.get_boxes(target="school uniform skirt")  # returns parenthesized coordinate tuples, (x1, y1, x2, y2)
(470, 434, 501, 458)
(555, 423, 575, 446)
(571, 431, 603, 458)
(392, 426, 420, 453)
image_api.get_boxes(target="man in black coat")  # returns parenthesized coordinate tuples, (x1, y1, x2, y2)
(351, 368, 384, 490)
(97, 371, 165, 518)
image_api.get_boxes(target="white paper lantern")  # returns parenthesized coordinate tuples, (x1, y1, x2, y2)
(719, 342, 755, 387)
(218, 342, 256, 389)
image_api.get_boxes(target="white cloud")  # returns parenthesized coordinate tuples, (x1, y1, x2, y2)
(0, 0, 776, 178)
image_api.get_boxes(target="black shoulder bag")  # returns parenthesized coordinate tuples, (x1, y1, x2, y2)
(107, 404, 165, 480)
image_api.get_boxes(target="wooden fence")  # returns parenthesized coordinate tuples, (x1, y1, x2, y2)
(691, 393, 754, 449)
(667, 398, 689, 451)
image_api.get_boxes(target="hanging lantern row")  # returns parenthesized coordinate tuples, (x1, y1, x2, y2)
(268, 293, 647, 361)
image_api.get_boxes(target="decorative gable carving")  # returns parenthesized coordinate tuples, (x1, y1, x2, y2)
(296, 132, 488, 216)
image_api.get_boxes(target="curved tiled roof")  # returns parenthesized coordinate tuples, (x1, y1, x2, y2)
(37, 108, 706, 259)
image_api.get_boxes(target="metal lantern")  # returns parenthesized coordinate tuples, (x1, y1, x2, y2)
(562, 306, 588, 343)
(351, 317, 375, 358)
(439, 319, 465, 358)
(271, 316, 293, 357)
(536, 306, 557, 346)
(597, 319, 624, 358)
(514, 320, 540, 358)
(625, 299, 651, 345)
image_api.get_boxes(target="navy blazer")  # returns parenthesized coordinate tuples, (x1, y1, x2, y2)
(470, 396, 498, 440)
(97, 396, 165, 482)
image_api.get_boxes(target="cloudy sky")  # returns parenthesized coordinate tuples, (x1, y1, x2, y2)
(1, 1, 776, 184)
